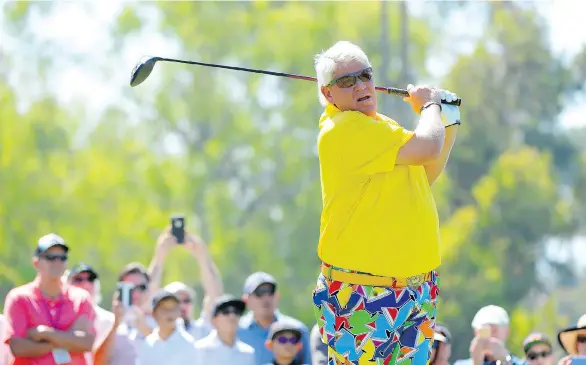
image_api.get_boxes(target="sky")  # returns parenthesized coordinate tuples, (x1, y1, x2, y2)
(1, 0, 585, 268)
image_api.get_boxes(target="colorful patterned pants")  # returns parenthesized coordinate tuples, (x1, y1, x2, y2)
(312, 269, 440, 365)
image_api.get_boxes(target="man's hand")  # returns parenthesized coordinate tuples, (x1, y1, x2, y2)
(112, 292, 126, 327)
(403, 84, 441, 114)
(27, 325, 53, 342)
(184, 231, 206, 258)
(470, 337, 489, 365)
(439, 89, 460, 126)
(154, 228, 178, 260)
(486, 337, 509, 361)
(558, 356, 572, 365)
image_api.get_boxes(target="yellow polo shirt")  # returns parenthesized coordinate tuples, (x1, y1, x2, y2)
(317, 104, 441, 277)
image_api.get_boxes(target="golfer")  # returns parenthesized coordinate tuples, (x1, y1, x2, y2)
(311, 41, 460, 365)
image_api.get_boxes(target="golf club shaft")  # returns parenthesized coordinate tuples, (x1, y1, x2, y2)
(155, 57, 461, 106)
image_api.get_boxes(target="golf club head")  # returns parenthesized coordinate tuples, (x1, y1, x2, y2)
(129, 56, 161, 87)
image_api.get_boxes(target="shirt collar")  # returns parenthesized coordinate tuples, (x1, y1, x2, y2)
(151, 328, 182, 342)
(31, 277, 67, 302)
(209, 330, 239, 349)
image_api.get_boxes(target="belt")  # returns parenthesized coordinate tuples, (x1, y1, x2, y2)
(320, 264, 432, 289)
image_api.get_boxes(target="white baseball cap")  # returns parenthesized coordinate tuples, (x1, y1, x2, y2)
(471, 305, 509, 329)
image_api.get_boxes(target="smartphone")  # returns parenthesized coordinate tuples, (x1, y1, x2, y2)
(171, 214, 185, 244)
(478, 326, 491, 339)
(117, 282, 135, 308)
(571, 356, 586, 365)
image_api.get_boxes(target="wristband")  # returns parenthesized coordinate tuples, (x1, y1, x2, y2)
(420, 101, 442, 113)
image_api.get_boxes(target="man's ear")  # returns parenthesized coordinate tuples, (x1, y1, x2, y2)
(265, 340, 272, 350)
(321, 86, 334, 104)
(296, 342, 303, 351)
(242, 294, 248, 303)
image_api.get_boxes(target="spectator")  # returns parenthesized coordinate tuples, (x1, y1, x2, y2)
(3, 233, 96, 365)
(115, 262, 157, 343)
(309, 324, 327, 365)
(0, 313, 6, 365)
(522, 333, 554, 365)
(148, 229, 223, 340)
(557, 314, 586, 365)
(431, 324, 452, 365)
(136, 290, 196, 365)
(454, 305, 523, 365)
(262, 321, 308, 365)
(92, 292, 137, 365)
(194, 294, 255, 365)
(67, 264, 115, 358)
(238, 272, 311, 365)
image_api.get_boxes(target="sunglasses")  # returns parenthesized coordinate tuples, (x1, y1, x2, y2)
(73, 276, 96, 283)
(527, 351, 551, 360)
(134, 283, 148, 292)
(41, 254, 68, 262)
(326, 67, 373, 89)
(577, 335, 586, 343)
(276, 336, 299, 345)
(218, 307, 241, 316)
(253, 285, 276, 297)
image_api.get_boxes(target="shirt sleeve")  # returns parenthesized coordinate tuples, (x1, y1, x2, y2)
(77, 296, 97, 335)
(300, 326, 312, 364)
(3, 292, 28, 343)
(331, 115, 414, 176)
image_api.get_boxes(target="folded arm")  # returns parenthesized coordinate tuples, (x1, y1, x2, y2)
(8, 338, 54, 357)
(41, 317, 95, 353)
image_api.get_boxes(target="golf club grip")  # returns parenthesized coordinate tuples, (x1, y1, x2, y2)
(376, 86, 462, 106)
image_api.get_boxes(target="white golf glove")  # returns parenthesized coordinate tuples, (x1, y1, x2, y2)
(439, 89, 460, 127)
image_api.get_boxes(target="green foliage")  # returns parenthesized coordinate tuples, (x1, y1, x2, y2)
(1, 1, 585, 361)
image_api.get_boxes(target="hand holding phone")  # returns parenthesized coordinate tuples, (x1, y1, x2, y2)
(117, 282, 135, 309)
(170, 214, 185, 244)
(478, 326, 491, 339)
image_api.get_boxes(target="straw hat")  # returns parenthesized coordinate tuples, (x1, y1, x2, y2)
(558, 314, 586, 355)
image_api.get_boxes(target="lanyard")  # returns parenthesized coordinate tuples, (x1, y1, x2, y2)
(41, 298, 63, 328)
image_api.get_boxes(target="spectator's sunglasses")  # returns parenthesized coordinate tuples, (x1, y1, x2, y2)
(326, 67, 373, 89)
(73, 275, 96, 283)
(134, 283, 148, 292)
(275, 336, 299, 345)
(578, 335, 586, 343)
(41, 253, 68, 262)
(253, 285, 276, 297)
(527, 350, 551, 360)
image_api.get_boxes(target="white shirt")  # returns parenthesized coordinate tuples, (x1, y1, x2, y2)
(136, 328, 197, 365)
(194, 331, 255, 365)
(94, 305, 115, 346)
(177, 316, 212, 341)
(117, 311, 157, 348)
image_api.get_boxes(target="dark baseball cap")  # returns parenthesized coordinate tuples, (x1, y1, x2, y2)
(212, 294, 246, 317)
(152, 290, 179, 311)
(242, 272, 277, 295)
(268, 321, 303, 340)
(68, 263, 98, 280)
(35, 233, 69, 256)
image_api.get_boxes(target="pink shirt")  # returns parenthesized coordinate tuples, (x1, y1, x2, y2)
(3, 279, 96, 365)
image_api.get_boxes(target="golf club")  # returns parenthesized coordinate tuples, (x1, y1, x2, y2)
(129, 56, 462, 106)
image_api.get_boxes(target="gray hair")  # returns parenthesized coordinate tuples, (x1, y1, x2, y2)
(313, 41, 372, 106)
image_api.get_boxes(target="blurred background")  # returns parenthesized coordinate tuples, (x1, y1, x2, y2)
(1, 0, 586, 360)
